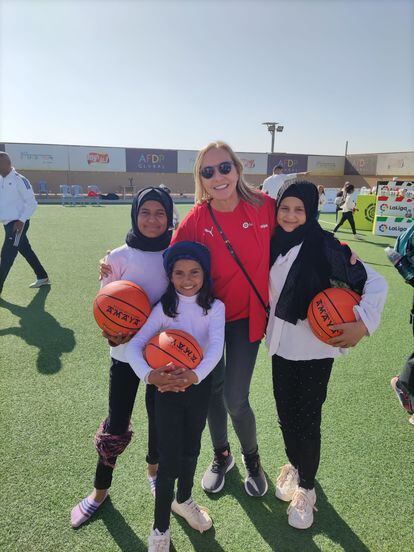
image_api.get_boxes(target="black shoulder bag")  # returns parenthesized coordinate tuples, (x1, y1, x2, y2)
(207, 203, 270, 319)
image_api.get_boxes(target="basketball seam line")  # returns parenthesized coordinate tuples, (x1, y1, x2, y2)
(310, 300, 334, 339)
(163, 330, 203, 359)
(94, 299, 143, 330)
(146, 343, 197, 368)
(97, 293, 150, 318)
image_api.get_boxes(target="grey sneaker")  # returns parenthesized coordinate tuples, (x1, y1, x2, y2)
(201, 448, 235, 493)
(243, 450, 268, 497)
(29, 277, 50, 288)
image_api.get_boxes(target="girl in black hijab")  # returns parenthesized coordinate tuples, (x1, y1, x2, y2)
(71, 187, 176, 528)
(266, 181, 387, 530)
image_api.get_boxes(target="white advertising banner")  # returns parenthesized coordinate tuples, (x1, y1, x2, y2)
(177, 150, 198, 174)
(376, 153, 414, 176)
(5, 143, 69, 170)
(307, 155, 345, 176)
(376, 180, 414, 195)
(69, 146, 126, 172)
(236, 152, 268, 175)
(376, 195, 414, 218)
(322, 188, 341, 213)
(373, 216, 413, 237)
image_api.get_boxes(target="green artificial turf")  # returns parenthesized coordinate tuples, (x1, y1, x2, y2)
(0, 205, 412, 552)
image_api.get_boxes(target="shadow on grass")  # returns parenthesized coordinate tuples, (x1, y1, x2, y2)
(0, 286, 75, 374)
(100, 498, 147, 552)
(206, 465, 369, 552)
(173, 515, 226, 552)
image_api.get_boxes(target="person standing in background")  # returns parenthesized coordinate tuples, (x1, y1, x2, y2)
(317, 185, 326, 220)
(262, 164, 309, 199)
(0, 152, 50, 295)
(333, 183, 361, 239)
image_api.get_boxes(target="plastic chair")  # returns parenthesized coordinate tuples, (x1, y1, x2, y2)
(71, 185, 85, 205)
(38, 180, 49, 198)
(60, 185, 73, 206)
(87, 185, 101, 206)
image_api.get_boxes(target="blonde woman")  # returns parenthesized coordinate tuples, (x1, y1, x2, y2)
(172, 141, 276, 497)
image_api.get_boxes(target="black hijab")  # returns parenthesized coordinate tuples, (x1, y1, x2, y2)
(126, 187, 174, 251)
(271, 181, 350, 323)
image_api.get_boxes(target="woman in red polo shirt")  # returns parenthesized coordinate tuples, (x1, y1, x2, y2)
(171, 141, 276, 497)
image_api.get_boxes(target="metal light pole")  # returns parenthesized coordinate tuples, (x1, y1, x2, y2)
(262, 122, 284, 153)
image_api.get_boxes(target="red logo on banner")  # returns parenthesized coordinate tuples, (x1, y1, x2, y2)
(87, 152, 109, 165)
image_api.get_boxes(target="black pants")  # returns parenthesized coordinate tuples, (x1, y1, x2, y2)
(0, 220, 48, 292)
(333, 211, 356, 235)
(154, 375, 212, 532)
(94, 358, 158, 489)
(272, 355, 333, 490)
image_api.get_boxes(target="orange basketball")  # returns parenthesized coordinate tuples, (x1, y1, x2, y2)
(93, 280, 151, 336)
(144, 329, 203, 370)
(307, 287, 361, 343)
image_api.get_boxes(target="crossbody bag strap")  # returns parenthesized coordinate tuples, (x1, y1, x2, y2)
(207, 202, 269, 316)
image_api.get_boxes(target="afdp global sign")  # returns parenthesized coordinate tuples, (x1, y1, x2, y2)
(126, 148, 178, 173)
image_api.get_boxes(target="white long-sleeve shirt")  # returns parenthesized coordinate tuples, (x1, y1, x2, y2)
(341, 193, 355, 213)
(265, 244, 388, 360)
(125, 293, 225, 384)
(0, 168, 38, 224)
(101, 244, 169, 362)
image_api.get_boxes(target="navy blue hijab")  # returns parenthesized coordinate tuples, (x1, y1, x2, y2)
(126, 187, 174, 251)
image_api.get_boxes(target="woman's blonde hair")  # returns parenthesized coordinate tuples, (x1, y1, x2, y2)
(193, 141, 263, 206)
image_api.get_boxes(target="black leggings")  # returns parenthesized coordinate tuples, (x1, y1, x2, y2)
(334, 211, 356, 235)
(272, 355, 333, 490)
(0, 220, 48, 292)
(94, 358, 158, 490)
(154, 375, 212, 532)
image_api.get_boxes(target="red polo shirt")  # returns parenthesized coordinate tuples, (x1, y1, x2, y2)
(172, 194, 276, 342)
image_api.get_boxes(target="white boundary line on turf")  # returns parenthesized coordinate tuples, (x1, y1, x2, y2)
(319, 219, 336, 227)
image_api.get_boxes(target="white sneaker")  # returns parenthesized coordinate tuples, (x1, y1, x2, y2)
(148, 475, 157, 497)
(275, 464, 299, 501)
(29, 277, 50, 288)
(288, 487, 317, 529)
(171, 497, 212, 533)
(148, 528, 170, 552)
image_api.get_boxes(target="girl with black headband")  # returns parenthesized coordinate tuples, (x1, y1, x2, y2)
(266, 181, 387, 530)
(71, 187, 175, 528)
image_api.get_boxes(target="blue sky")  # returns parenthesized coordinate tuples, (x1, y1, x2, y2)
(0, 0, 413, 155)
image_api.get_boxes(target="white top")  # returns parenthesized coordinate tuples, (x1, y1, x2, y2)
(101, 244, 169, 362)
(318, 194, 327, 209)
(173, 204, 180, 229)
(0, 168, 38, 224)
(262, 173, 298, 199)
(125, 294, 225, 384)
(341, 193, 355, 213)
(265, 244, 388, 360)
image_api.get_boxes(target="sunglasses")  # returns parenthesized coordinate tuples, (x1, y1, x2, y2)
(200, 161, 234, 180)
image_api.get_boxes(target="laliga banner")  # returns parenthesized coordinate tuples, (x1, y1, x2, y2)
(376, 180, 414, 196)
(69, 146, 126, 172)
(126, 148, 177, 173)
(373, 216, 413, 238)
(376, 195, 414, 218)
(267, 153, 308, 175)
